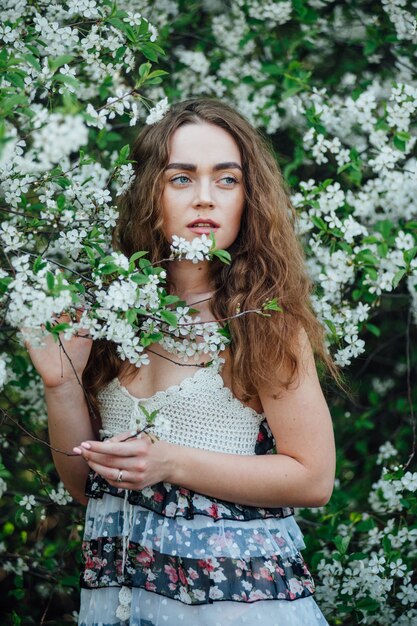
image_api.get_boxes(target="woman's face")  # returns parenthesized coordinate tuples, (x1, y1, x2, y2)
(161, 122, 245, 251)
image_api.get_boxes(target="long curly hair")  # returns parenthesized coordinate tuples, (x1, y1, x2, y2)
(83, 98, 345, 420)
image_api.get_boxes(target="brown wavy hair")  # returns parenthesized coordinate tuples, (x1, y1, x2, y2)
(83, 98, 346, 422)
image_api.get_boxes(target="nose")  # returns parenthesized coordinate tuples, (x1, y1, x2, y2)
(193, 178, 214, 209)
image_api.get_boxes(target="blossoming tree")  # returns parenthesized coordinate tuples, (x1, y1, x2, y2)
(0, 0, 416, 624)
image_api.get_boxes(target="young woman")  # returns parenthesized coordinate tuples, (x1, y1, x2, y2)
(28, 98, 340, 625)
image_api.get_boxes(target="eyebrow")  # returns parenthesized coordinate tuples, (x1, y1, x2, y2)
(165, 161, 242, 172)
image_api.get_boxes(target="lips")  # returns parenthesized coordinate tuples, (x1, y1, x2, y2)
(187, 219, 220, 228)
(187, 219, 220, 235)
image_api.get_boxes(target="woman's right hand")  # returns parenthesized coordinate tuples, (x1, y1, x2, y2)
(25, 315, 93, 389)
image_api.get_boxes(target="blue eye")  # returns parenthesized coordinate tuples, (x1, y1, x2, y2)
(171, 175, 190, 185)
(220, 176, 238, 185)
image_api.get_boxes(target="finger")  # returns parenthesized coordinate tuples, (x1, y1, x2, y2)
(79, 437, 148, 457)
(87, 460, 131, 488)
(79, 449, 138, 469)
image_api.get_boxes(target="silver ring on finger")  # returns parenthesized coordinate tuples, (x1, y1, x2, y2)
(116, 469, 123, 483)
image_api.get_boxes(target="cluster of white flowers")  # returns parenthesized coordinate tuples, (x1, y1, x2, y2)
(160, 320, 229, 363)
(2, 557, 29, 577)
(376, 441, 399, 465)
(245, 0, 292, 26)
(170, 235, 213, 263)
(145, 96, 170, 125)
(0, 222, 25, 253)
(382, 0, 417, 42)
(49, 482, 72, 505)
(371, 376, 396, 396)
(303, 128, 351, 166)
(315, 507, 417, 620)
(6, 256, 74, 338)
(114, 163, 135, 197)
(369, 468, 417, 514)
(66, 0, 101, 19)
(0, 353, 9, 391)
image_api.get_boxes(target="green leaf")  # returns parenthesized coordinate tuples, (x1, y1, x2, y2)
(139, 62, 151, 78)
(50, 322, 71, 334)
(53, 73, 81, 90)
(130, 251, 148, 263)
(404, 246, 417, 265)
(393, 134, 407, 151)
(324, 319, 337, 336)
(162, 295, 181, 305)
(310, 215, 327, 231)
(160, 310, 178, 327)
(356, 597, 380, 611)
(33, 256, 47, 273)
(107, 17, 127, 32)
(126, 309, 137, 325)
(218, 324, 231, 340)
(46, 271, 55, 290)
(1, 94, 29, 114)
(334, 535, 350, 555)
(130, 273, 152, 285)
(56, 194, 66, 210)
(263, 298, 282, 312)
(84, 245, 97, 265)
(141, 331, 163, 346)
(19, 53, 41, 71)
(119, 144, 130, 162)
(355, 250, 378, 266)
(99, 263, 119, 275)
(212, 249, 231, 265)
(365, 323, 380, 337)
(139, 42, 164, 62)
(73, 283, 85, 294)
(262, 63, 283, 76)
(48, 55, 74, 71)
(392, 268, 406, 289)
(139, 258, 152, 270)
(147, 69, 169, 79)
(55, 176, 71, 189)
(4, 71, 26, 89)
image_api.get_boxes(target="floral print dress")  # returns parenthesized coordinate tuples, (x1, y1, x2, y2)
(78, 365, 329, 626)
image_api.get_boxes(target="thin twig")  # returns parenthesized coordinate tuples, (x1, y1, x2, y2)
(56, 335, 100, 423)
(145, 347, 213, 368)
(0, 408, 78, 456)
(404, 306, 415, 470)
(0, 206, 34, 218)
(22, 251, 96, 285)
(1, 408, 156, 454)
(39, 582, 56, 625)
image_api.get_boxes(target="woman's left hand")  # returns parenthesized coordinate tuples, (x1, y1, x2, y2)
(73, 432, 172, 490)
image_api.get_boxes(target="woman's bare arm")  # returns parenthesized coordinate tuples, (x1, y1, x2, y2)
(26, 327, 94, 505)
(45, 382, 94, 505)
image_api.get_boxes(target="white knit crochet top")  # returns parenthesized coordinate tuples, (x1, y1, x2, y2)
(98, 365, 266, 456)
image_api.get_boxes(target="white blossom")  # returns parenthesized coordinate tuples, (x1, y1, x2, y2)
(170, 235, 213, 264)
(145, 97, 170, 125)
(19, 495, 37, 511)
(49, 482, 72, 505)
(0, 477, 7, 498)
